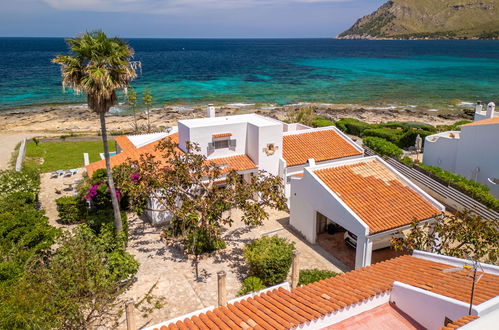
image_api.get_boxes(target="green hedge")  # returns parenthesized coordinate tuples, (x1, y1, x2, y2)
(238, 276, 266, 296)
(56, 196, 87, 224)
(362, 128, 402, 145)
(336, 118, 371, 136)
(363, 137, 403, 159)
(311, 119, 334, 128)
(244, 236, 295, 286)
(418, 165, 499, 211)
(298, 269, 338, 286)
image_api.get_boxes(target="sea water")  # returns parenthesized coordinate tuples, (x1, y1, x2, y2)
(0, 38, 498, 111)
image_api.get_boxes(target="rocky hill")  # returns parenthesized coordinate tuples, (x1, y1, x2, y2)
(338, 0, 499, 39)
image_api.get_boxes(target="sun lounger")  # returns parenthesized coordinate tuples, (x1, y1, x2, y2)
(63, 170, 73, 177)
(51, 170, 64, 178)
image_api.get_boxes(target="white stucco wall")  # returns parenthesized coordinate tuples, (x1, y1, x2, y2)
(390, 282, 478, 330)
(423, 124, 499, 198)
(423, 132, 460, 173)
(289, 168, 368, 244)
(454, 124, 499, 197)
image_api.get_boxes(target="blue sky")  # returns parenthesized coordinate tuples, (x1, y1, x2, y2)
(0, 0, 385, 38)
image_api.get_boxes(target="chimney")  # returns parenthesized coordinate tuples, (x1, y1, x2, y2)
(207, 104, 216, 118)
(486, 102, 495, 118)
(475, 101, 483, 113)
(307, 158, 316, 167)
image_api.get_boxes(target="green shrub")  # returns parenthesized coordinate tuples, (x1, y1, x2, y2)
(56, 196, 86, 224)
(298, 269, 338, 286)
(0, 197, 59, 283)
(244, 235, 294, 286)
(362, 128, 402, 145)
(86, 209, 129, 238)
(238, 276, 266, 296)
(363, 137, 403, 159)
(185, 227, 226, 255)
(311, 119, 334, 127)
(0, 169, 40, 201)
(397, 129, 433, 149)
(336, 118, 371, 136)
(418, 165, 499, 211)
(400, 156, 415, 167)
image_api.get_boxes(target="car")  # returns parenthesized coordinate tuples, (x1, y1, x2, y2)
(344, 231, 404, 251)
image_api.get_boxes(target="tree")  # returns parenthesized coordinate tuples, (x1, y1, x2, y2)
(142, 88, 153, 133)
(287, 106, 316, 127)
(127, 87, 139, 132)
(114, 139, 287, 251)
(0, 224, 151, 330)
(53, 31, 139, 233)
(392, 211, 498, 264)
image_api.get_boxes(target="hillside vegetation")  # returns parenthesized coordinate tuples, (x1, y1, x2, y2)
(338, 0, 499, 39)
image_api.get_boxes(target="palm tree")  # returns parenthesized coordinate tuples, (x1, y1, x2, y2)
(53, 31, 139, 233)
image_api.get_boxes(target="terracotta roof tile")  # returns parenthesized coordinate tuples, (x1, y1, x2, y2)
(461, 116, 499, 127)
(314, 158, 441, 234)
(283, 129, 362, 166)
(86, 133, 256, 176)
(114, 135, 137, 153)
(154, 255, 499, 330)
(212, 133, 232, 138)
(439, 315, 479, 329)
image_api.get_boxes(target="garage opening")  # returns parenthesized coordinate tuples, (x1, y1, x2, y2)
(315, 212, 405, 270)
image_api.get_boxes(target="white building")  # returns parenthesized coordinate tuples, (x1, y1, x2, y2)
(289, 156, 445, 269)
(144, 251, 499, 330)
(424, 103, 499, 197)
(86, 110, 363, 224)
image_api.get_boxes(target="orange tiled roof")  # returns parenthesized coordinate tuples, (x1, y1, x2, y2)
(314, 158, 441, 234)
(211, 155, 257, 174)
(461, 116, 499, 127)
(155, 255, 499, 330)
(86, 133, 256, 176)
(212, 133, 232, 138)
(439, 315, 479, 329)
(283, 129, 362, 167)
(114, 135, 138, 153)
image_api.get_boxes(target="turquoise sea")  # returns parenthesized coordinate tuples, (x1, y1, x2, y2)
(0, 38, 498, 111)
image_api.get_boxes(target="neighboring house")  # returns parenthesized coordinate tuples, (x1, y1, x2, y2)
(423, 104, 499, 198)
(289, 156, 445, 269)
(144, 251, 499, 330)
(86, 110, 363, 223)
(473, 101, 497, 121)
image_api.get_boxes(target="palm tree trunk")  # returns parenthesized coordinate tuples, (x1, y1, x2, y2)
(99, 112, 123, 233)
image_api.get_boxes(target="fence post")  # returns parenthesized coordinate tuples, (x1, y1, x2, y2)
(217, 271, 227, 306)
(291, 250, 300, 289)
(125, 299, 136, 330)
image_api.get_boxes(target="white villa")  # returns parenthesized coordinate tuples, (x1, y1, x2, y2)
(145, 251, 499, 330)
(86, 107, 364, 223)
(423, 102, 499, 197)
(289, 156, 445, 269)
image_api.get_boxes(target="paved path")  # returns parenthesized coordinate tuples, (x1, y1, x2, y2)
(0, 133, 35, 170)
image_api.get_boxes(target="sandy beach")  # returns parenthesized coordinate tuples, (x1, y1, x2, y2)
(0, 102, 470, 134)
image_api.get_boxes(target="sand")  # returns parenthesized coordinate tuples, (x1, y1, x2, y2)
(0, 102, 470, 170)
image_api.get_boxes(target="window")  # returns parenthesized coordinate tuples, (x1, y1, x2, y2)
(214, 139, 229, 149)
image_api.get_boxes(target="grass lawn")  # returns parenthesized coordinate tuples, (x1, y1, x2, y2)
(25, 140, 115, 173)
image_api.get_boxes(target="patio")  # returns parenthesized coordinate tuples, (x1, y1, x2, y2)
(117, 209, 343, 329)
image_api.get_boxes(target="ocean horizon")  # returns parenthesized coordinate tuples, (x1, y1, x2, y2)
(1, 38, 498, 112)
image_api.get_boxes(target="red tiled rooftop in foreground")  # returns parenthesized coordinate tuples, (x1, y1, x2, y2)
(324, 303, 424, 330)
(439, 315, 479, 329)
(86, 133, 256, 176)
(154, 255, 499, 330)
(314, 158, 441, 234)
(283, 129, 362, 167)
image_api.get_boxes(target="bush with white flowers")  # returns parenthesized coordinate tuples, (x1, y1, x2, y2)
(0, 169, 40, 200)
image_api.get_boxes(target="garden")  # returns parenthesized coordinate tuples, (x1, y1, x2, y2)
(24, 139, 115, 172)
